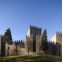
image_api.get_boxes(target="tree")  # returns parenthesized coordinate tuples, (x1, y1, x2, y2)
(4, 28, 13, 44)
(40, 29, 48, 53)
(3, 28, 13, 56)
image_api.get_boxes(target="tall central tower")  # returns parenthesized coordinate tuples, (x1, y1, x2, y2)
(26, 25, 42, 53)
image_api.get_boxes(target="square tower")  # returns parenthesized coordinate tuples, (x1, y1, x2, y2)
(26, 25, 42, 53)
(51, 32, 62, 44)
(51, 32, 62, 56)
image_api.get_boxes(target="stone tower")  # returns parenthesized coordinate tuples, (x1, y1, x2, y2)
(26, 25, 42, 53)
(51, 32, 62, 56)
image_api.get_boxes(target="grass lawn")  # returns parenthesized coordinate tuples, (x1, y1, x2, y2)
(0, 55, 62, 62)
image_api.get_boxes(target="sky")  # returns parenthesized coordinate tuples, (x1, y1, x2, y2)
(0, 0, 62, 41)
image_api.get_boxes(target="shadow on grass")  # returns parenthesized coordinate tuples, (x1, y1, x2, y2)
(0, 55, 62, 62)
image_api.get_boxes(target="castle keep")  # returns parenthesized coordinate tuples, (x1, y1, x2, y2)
(26, 25, 42, 53)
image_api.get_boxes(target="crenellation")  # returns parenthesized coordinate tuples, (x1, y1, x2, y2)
(1, 26, 62, 56)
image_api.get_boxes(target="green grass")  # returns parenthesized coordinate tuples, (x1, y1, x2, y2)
(0, 55, 62, 62)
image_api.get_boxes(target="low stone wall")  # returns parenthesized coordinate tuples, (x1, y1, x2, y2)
(5, 43, 26, 56)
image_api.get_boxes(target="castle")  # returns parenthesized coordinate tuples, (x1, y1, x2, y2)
(0, 25, 42, 56)
(0, 25, 62, 56)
